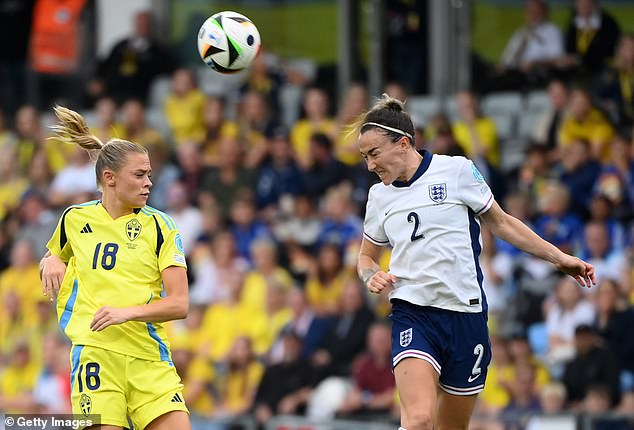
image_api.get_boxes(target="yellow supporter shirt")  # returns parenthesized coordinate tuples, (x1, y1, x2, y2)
(0, 360, 40, 413)
(335, 130, 363, 166)
(222, 361, 264, 413)
(480, 360, 550, 409)
(240, 268, 294, 312)
(452, 118, 499, 166)
(164, 89, 206, 145)
(200, 303, 269, 360)
(46, 201, 187, 362)
(202, 121, 239, 164)
(0, 264, 44, 316)
(290, 119, 335, 166)
(184, 357, 215, 416)
(305, 271, 351, 314)
(0, 177, 28, 221)
(559, 109, 615, 160)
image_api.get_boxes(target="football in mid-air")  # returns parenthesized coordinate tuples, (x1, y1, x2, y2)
(197, 11, 261, 74)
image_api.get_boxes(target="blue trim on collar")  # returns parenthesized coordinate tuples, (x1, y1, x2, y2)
(392, 150, 433, 188)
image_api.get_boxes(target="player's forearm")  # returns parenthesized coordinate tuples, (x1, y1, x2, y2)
(126, 295, 189, 322)
(489, 213, 563, 265)
(357, 254, 381, 285)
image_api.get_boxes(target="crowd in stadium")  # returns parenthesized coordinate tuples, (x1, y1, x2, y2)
(1, 0, 634, 429)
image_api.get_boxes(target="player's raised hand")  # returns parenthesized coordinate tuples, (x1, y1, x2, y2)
(40, 253, 67, 301)
(90, 306, 131, 331)
(365, 270, 396, 294)
(554, 254, 596, 288)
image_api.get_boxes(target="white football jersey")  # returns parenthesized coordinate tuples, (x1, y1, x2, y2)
(363, 151, 494, 313)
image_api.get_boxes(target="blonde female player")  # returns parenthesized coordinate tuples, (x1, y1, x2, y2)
(356, 95, 595, 430)
(40, 106, 191, 430)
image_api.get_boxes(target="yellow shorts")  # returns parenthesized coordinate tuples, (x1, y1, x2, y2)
(69, 345, 188, 429)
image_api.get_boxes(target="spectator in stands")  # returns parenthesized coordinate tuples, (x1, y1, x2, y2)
(545, 277, 596, 371)
(188, 230, 249, 306)
(13, 105, 49, 174)
(562, 324, 621, 407)
(524, 382, 568, 430)
(33, 334, 70, 413)
(215, 337, 265, 424)
(498, 0, 564, 90)
(335, 322, 396, 418)
(534, 181, 583, 255)
(48, 145, 97, 208)
(581, 221, 625, 284)
(0, 146, 29, 222)
(316, 185, 363, 250)
(87, 10, 177, 105)
(201, 136, 256, 220)
(311, 280, 376, 381)
(175, 141, 205, 206)
(334, 83, 369, 167)
(301, 132, 348, 199)
(201, 96, 239, 167)
(595, 279, 634, 385)
(559, 88, 614, 161)
(305, 242, 354, 317)
(558, 0, 620, 80)
(273, 193, 322, 251)
(145, 143, 180, 212)
(15, 189, 56, 258)
(555, 138, 601, 219)
(585, 194, 627, 254)
(270, 288, 330, 363)
(171, 341, 215, 423)
(253, 330, 316, 425)
(120, 98, 168, 153)
(238, 51, 283, 122)
(165, 181, 203, 257)
(291, 87, 335, 169)
(425, 114, 465, 157)
(581, 384, 629, 430)
(254, 127, 304, 213)
(531, 79, 569, 152)
(163, 68, 205, 146)
(0, 342, 38, 413)
(229, 196, 273, 263)
(499, 362, 541, 430)
(241, 238, 294, 313)
(24, 150, 53, 198)
(595, 134, 634, 220)
(452, 90, 499, 167)
(237, 90, 277, 168)
(90, 96, 124, 143)
(597, 34, 634, 129)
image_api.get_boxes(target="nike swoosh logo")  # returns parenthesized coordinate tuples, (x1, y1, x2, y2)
(468, 374, 480, 383)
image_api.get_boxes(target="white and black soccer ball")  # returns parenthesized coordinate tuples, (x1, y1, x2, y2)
(197, 11, 261, 74)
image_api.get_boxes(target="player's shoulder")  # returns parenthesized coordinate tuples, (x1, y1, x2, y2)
(430, 153, 470, 168)
(138, 205, 178, 231)
(61, 200, 101, 219)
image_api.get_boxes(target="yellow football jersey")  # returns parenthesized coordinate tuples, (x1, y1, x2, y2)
(47, 201, 187, 362)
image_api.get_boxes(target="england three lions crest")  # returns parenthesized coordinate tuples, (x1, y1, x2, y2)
(429, 183, 447, 203)
(400, 328, 413, 347)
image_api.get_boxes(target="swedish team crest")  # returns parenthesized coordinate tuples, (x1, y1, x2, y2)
(126, 218, 142, 241)
(79, 393, 92, 416)
(429, 183, 447, 203)
(400, 328, 413, 347)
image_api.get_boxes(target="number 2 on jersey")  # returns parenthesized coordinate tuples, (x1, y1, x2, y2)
(92, 242, 119, 270)
(407, 212, 425, 241)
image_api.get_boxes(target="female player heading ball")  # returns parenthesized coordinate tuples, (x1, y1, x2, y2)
(356, 95, 595, 430)
(40, 106, 191, 430)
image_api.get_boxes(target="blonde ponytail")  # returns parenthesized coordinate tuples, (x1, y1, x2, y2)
(50, 105, 103, 160)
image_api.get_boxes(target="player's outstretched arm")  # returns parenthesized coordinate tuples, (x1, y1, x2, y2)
(40, 250, 67, 301)
(358, 238, 396, 294)
(90, 265, 189, 331)
(480, 200, 596, 288)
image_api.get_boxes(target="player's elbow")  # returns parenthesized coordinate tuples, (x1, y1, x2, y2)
(172, 296, 189, 320)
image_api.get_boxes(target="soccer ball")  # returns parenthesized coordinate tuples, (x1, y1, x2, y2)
(197, 11, 261, 74)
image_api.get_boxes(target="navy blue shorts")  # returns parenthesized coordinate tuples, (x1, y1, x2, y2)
(389, 299, 491, 396)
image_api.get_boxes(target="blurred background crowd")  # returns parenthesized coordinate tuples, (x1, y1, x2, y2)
(1, 0, 634, 429)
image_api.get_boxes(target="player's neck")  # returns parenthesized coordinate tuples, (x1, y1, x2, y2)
(403, 150, 423, 182)
(101, 195, 134, 220)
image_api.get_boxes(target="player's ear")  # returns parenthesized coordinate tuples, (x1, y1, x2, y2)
(102, 169, 115, 187)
